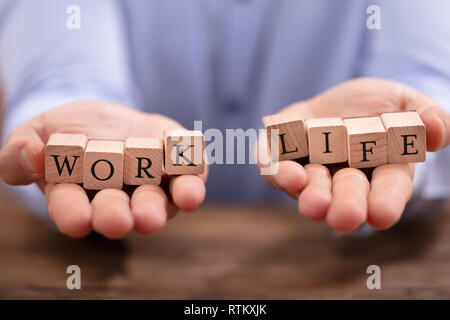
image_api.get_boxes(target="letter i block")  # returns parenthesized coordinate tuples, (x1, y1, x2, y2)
(83, 140, 124, 190)
(343, 116, 387, 168)
(45, 133, 87, 183)
(262, 112, 308, 161)
(305, 118, 348, 164)
(164, 130, 205, 175)
(380, 111, 426, 164)
(124, 137, 163, 185)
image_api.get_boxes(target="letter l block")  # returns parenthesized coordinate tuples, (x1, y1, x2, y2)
(262, 112, 308, 161)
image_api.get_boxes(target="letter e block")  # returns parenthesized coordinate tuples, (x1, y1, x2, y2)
(305, 118, 348, 164)
(83, 140, 124, 190)
(343, 116, 387, 168)
(124, 137, 163, 185)
(380, 111, 426, 164)
(45, 133, 87, 183)
(164, 130, 205, 175)
(262, 112, 308, 161)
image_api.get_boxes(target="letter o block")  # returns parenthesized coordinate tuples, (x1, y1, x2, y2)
(45, 133, 87, 183)
(380, 111, 426, 164)
(164, 130, 205, 175)
(344, 116, 387, 168)
(83, 140, 124, 190)
(124, 137, 163, 185)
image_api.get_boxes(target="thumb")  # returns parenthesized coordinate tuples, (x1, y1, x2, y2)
(404, 90, 450, 152)
(0, 123, 45, 185)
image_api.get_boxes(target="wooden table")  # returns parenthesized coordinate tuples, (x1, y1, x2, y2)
(0, 188, 449, 299)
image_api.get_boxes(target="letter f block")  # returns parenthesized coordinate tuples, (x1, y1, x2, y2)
(380, 111, 426, 164)
(164, 130, 205, 175)
(262, 112, 308, 161)
(344, 116, 387, 168)
(45, 133, 87, 183)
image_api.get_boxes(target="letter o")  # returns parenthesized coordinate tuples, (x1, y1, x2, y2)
(91, 159, 114, 181)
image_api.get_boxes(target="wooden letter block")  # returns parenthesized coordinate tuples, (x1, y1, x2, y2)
(305, 118, 348, 164)
(45, 133, 87, 183)
(124, 137, 163, 185)
(262, 112, 308, 161)
(83, 140, 124, 190)
(343, 116, 387, 168)
(164, 130, 205, 175)
(380, 111, 426, 164)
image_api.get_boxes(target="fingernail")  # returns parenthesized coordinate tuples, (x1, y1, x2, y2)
(19, 146, 36, 174)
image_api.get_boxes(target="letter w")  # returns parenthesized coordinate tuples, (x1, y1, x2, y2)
(51, 155, 80, 176)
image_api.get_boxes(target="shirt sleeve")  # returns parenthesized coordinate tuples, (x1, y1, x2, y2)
(357, 0, 450, 204)
(0, 0, 141, 220)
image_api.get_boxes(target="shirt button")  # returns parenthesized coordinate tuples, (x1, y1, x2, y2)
(226, 99, 241, 114)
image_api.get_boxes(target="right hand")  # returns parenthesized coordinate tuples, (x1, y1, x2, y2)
(0, 101, 208, 238)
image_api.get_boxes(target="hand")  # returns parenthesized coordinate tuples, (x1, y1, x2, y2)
(260, 78, 450, 232)
(0, 101, 208, 238)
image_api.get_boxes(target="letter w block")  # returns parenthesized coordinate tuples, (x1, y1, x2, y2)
(45, 133, 87, 183)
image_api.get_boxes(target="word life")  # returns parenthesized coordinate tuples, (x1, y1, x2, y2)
(262, 111, 426, 168)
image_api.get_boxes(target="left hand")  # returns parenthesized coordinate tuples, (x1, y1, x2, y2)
(259, 77, 450, 232)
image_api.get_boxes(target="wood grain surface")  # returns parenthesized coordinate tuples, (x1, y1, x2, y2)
(0, 187, 449, 299)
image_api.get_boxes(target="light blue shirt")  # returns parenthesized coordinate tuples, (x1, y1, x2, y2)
(1, 0, 449, 220)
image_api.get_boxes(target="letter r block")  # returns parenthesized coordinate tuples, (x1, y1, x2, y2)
(262, 112, 308, 161)
(305, 118, 348, 164)
(83, 140, 124, 190)
(380, 111, 426, 164)
(164, 130, 205, 175)
(343, 116, 387, 168)
(45, 133, 87, 183)
(124, 137, 163, 185)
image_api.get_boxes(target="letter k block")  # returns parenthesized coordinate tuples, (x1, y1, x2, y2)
(344, 116, 387, 169)
(45, 133, 87, 183)
(164, 130, 205, 175)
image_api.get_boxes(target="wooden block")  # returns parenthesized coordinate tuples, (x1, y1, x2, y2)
(124, 137, 163, 185)
(45, 133, 87, 183)
(83, 140, 124, 190)
(380, 111, 426, 164)
(164, 130, 205, 175)
(343, 116, 387, 168)
(305, 118, 348, 164)
(262, 112, 308, 161)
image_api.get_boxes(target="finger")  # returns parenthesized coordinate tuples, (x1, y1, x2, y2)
(0, 122, 45, 185)
(326, 168, 370, 233)
(45, 183, 92, 237)
(91, 189, 134, 239)
(262, 161, 308, 197)
(404, 89, 450, 151)
(298, 164, 332, 221)
(169, 175, 206, 212)
(368, 164, 414, 229)
(131, 185, 168, 234)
